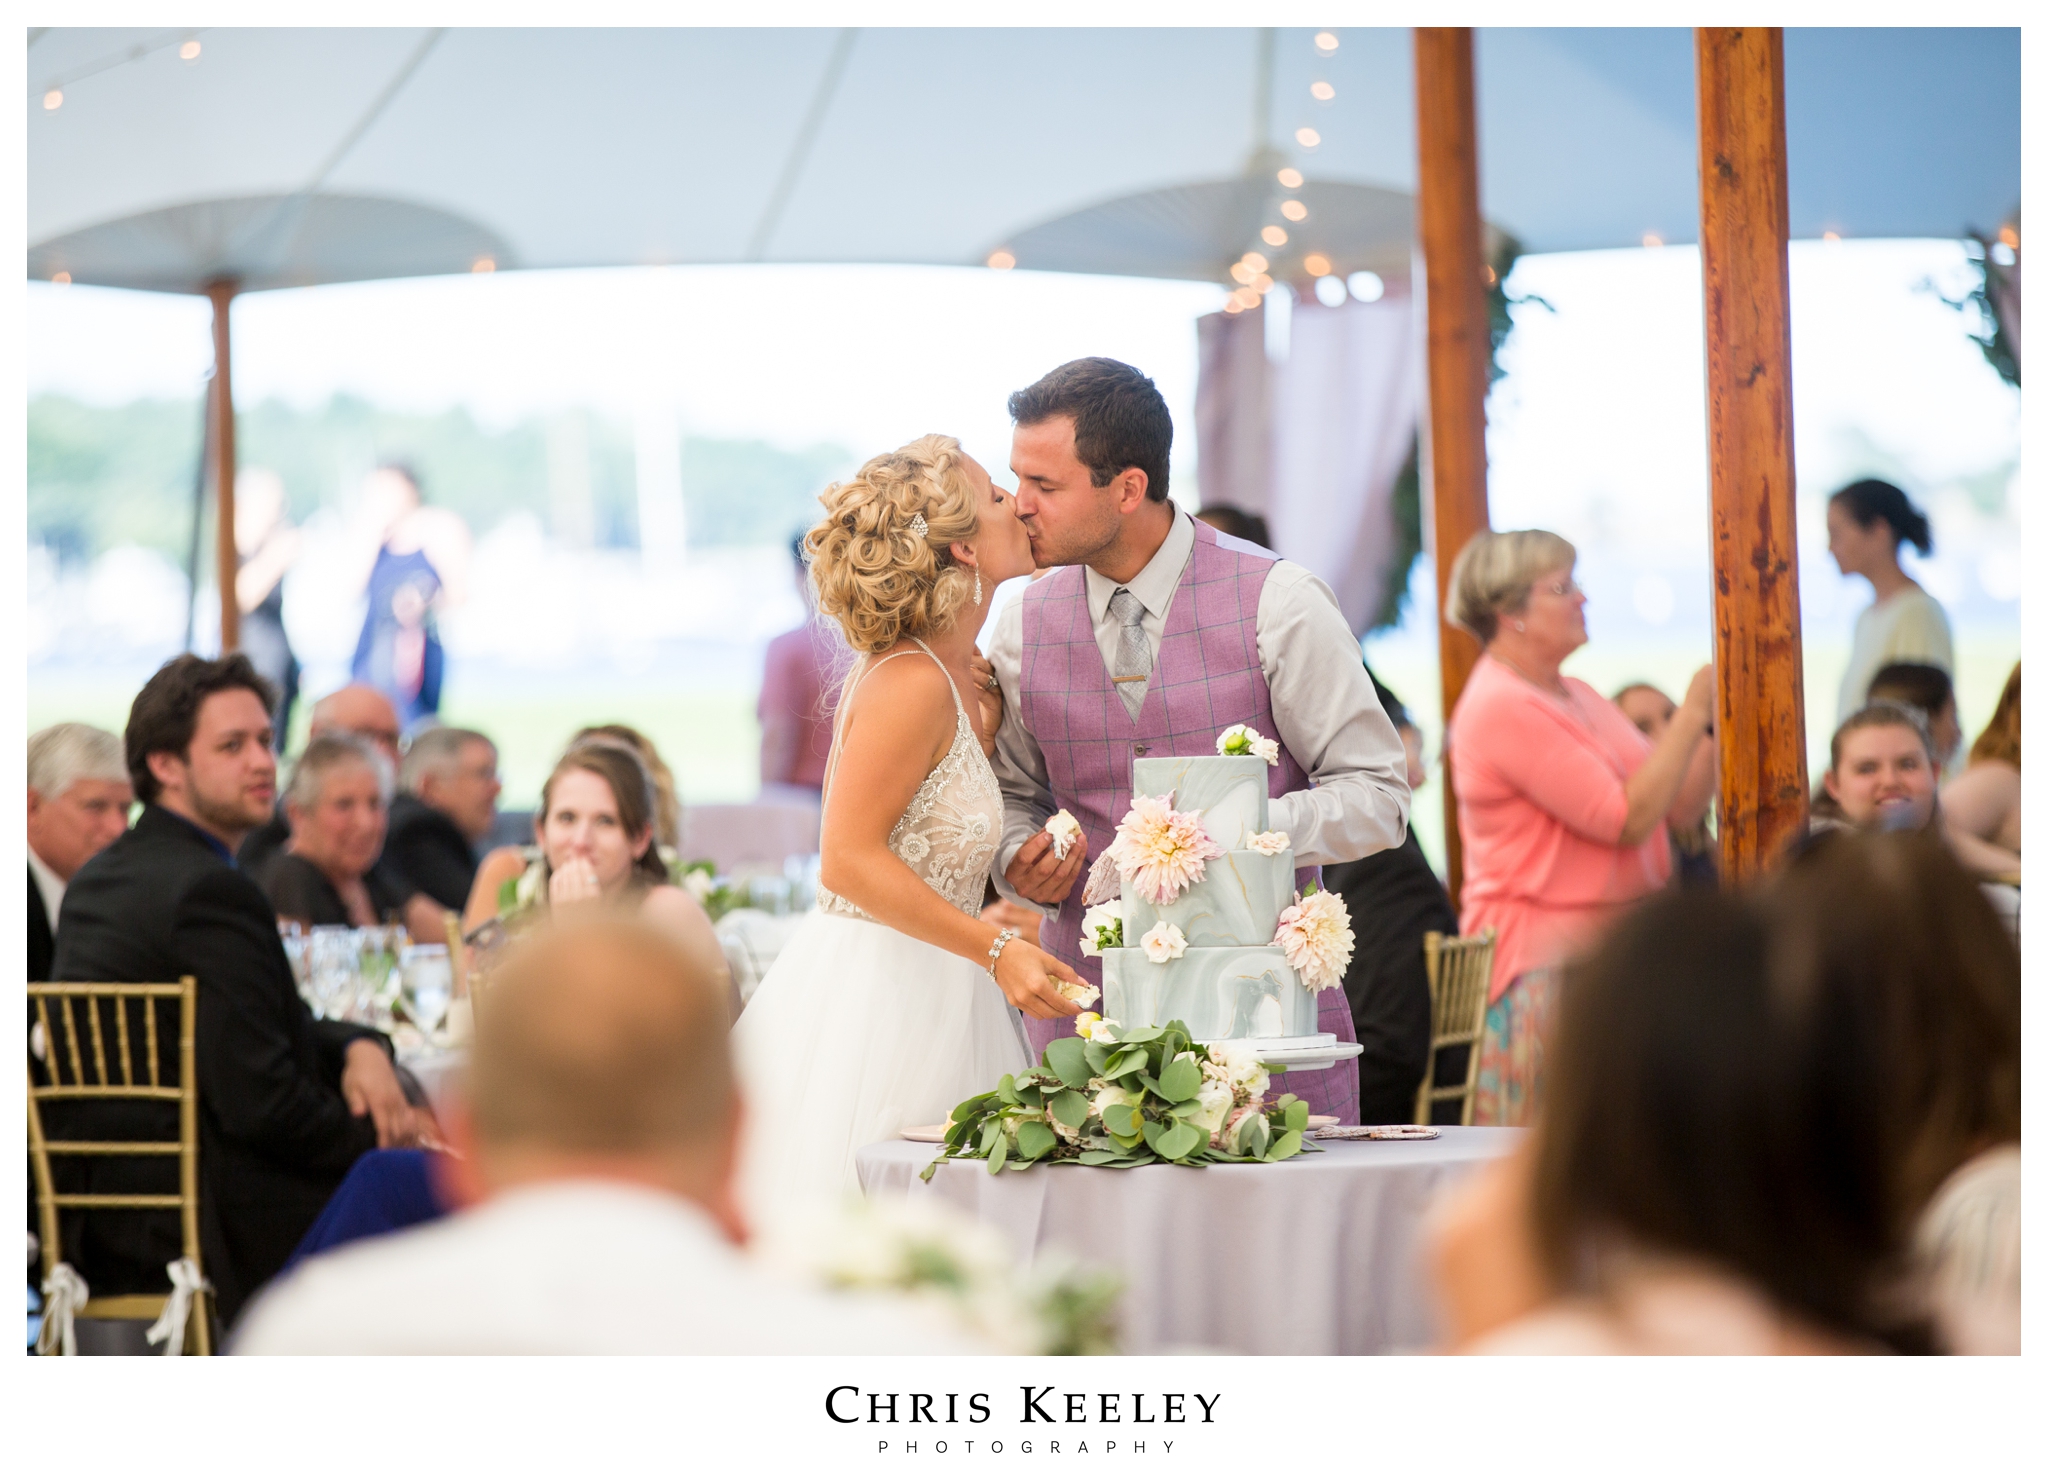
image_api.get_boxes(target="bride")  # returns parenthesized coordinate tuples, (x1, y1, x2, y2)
(734, 434, 1086, 1232)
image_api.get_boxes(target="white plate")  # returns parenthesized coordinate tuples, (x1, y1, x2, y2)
(899, 1125, 951, 1143)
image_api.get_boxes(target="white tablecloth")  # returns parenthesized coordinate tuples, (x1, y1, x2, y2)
(397, 1045, 466, 1118)
(856, 1127, 1521, 1355)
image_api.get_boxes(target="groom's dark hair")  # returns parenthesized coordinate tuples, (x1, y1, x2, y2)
(1008, 358, 1172, 503)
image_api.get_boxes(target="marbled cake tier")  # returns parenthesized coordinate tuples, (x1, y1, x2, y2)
(1132, 754, 1270, 851)
(1121, 847, 1295, 949)
(1101, 944, 1319, 1042)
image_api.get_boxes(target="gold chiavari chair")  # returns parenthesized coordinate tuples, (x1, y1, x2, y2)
(1413, 930, 1496, 1127)
(27, 978, 212, 1355)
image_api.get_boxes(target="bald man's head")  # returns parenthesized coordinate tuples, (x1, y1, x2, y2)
(310, 685, 403, 766)
(469, 918, 734, 1162)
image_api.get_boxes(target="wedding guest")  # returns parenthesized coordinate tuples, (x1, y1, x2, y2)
(51, 654, 428, 1328)
(1940, 661, 2020, 874)
(1814, 701, 1939, 833)
(1772, 829, 2019, 1353)
(1826, 477, 1951, 723)
(233, 917, 976, 1353)
(1194, 504, 1273, 550)
(350, 463, 470, 729)
(233, 467, 303, 746)
(1442, 530, 1715, 1125)
(386, 726, 500, 912)
(239, 684, 443, 940)
(1322, 668, 1456, 1124)
(1866, 661, 1962, 771)
(261, 736, 404, 929)
(1440, 887, 1926, 1353)
(1612, 681, 1718, 886)
(464, 743, 726, 991)
(571, 723, 682, 850)
(757, 535, 843, 800)
(27, 723, 132, 982)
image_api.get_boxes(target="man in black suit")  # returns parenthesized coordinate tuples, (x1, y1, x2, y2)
(27, 723, 134, 983)
(52, 654, 433, 1329)
(384, 726, 501, 912)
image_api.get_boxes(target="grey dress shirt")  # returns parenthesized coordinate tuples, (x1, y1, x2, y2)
(987, 508, 1411, 902)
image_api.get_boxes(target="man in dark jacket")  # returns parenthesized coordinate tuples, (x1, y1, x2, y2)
(383, 726, 500, 913)
(52, 654, 431, 1329)
(27, 722, 133, 983)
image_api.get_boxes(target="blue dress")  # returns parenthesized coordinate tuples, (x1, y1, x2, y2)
(351, 545, 444, 726)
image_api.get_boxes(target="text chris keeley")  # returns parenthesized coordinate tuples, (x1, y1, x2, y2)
(827, 1388, 1220, 1427)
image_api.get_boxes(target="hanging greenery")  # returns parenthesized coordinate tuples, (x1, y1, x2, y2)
(1943, 214, 2021, 389)
(1367, 232, 1550, 633)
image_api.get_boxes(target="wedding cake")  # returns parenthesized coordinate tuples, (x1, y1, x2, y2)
(1072, 726, 1364, 1073)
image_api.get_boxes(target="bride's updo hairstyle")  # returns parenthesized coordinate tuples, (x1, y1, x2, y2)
(804, 434, 980, 655)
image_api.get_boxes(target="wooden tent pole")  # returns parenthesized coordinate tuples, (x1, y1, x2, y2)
(207, 280, 240, 655)
(1413, 27, 1492, 907)
(1694, 29, 1808, 879)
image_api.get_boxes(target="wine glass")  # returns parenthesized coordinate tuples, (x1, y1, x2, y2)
(402, 945, 453, 1041)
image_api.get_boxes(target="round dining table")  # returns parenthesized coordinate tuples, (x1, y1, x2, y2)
(856, 1125, 1522, 1355)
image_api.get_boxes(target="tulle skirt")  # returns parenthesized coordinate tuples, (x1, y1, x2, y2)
(732, 910, 1030, 1238)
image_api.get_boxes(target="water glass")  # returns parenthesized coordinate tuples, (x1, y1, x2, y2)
(401, 945, 453, 1039)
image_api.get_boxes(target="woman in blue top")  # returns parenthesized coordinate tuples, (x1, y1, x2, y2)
(350, 464, 471, 729)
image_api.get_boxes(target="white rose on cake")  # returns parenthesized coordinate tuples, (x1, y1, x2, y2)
(1077, 900, 1124, 958)
(1139, 921, 1189, 964)
(1057, 978, 1101, 1010)
(1247, 830, 1290, 856)
(1216, 724, 1281, 766)
(1072, 1012, 1121, 1043)
(1272, 884, 1355, 993)
(1044, 809, 1083, 860)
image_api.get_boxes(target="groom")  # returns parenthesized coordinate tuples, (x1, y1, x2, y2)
(986, 358, 1412, 1124)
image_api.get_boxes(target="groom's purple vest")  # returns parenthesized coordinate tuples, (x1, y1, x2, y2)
(1018, 520, 1360, 1122)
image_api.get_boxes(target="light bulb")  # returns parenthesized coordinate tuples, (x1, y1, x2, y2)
(1642, 232, 1664, 249)
(1302, 253, 1331, 277)
(180, 39, 201, 60)
(52, 271, 71, 286)
(1240, 252, 1268, 273)
(1314, 276, 1346, 308)
(1230, 262, 1254, 285)
(1277, 168, 1302, 190)
(471, 256, 496, 274)
(1252, 274, 1274, 293)
(1310, 81, 1335, 102)
(1294, 126, 1320, 149)
(1280, 200, 1307, 222)
(1262, 225, 1288, 247)
(1314, 31, 1339, 53)
(43, 89, 62, 110)
(1347, 270, 1384, 302)
(1821, 230, 1841, 243)
(986, 249, 1016, 270)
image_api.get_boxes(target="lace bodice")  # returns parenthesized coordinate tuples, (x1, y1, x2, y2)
(816, 642, 1004, 921)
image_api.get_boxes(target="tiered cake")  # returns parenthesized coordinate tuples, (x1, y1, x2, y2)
(1088, 749, 1361, 1071)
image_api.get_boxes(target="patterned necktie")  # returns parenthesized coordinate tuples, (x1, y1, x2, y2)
(1108, 586, 1152, 723)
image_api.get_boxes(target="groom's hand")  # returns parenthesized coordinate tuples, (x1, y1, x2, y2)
(1005, 830, 1085, 907)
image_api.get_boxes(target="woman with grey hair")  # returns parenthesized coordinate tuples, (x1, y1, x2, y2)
(262, 735, 403, 928)
(1443, 529, 1717, 1125)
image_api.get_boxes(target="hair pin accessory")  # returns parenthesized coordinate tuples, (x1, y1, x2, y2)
(908, 512, 929, 539)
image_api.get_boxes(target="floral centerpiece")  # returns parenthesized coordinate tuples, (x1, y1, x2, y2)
(922, 1017, 1316, 1178)
(795, 1197, 1122, 1354)
(673, 858, 746, 921)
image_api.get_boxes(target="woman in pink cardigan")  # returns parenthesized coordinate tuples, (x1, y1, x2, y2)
(1444, 530, 1717, 1125)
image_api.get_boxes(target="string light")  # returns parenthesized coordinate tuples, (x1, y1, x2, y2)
(1280, 199, 1308, 222)
(51, 271, 71, 286)
(179, 39, 201, 60)
(1310, 81, 1335, 102)
(43, 89, 62, 110)
(1997, 225, 2019, 249)
(1314, 276, 1346, 307)
(1240, 252, 1268, 273)
(1294, 126, 1320, 149)
(1276, 167, 1303, 189)
(1252, 274, 1274, 293)
(1821, 230, 1841, 243)
(986, 249, 1016, 270)
(471, 256, 496, 273)
(1483, 265, 1497, 285)
(1231, 262, 1254, 285)
(1314, 31, 1339, 54)
(1303, 253, 1332, 277)
(1347, 271, 1384, 302)
(1642, 232, 1664, 249)
(1262, 225, 1288, 247)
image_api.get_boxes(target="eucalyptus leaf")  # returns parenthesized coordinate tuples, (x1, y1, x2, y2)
(919, 1157, 942, 1183)
(997, 1074, 1019, 1105)
(990, 1134, 1011, 1173)
(1103, 1046, 1149, 1079)
(1083, 1041, 1112, 1075)
(1141, 1118, 1168, 1152)
(1284, 1100, 1309, 1133)
(1156, 1122, 1202, 1160)
(1243, 1114, 1271, 1158)
(1049, 1089, 1091, 1130)
(1270, 1128, 1303, 1160)
(1076, 1149, 1124, 1166)
(952, 1093, 994, 1123)
(1045, 1036, 1092, 1089)
(1115, 1025, 1165, 1045)
(1102, 1102, 1139, 1138)
(1015, 1120, 1057, 1161)
(1157, 1058, 1201, 1103)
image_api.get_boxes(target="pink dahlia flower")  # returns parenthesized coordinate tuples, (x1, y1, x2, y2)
(1110, 793, 1224, 905)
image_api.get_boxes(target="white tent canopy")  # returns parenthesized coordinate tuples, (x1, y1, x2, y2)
(28, 26, 2020, 294)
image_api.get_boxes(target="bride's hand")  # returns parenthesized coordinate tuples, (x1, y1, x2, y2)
(993, 938, 1090, 1020)
(969, 650, 1003, 757)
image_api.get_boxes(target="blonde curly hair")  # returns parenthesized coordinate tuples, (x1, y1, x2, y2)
(803, 434, 982, 655)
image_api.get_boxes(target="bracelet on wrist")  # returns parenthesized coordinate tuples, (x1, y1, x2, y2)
(986, 927, 1020, 977)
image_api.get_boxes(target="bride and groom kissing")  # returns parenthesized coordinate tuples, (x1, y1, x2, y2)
(734, 357, 1413, 1232)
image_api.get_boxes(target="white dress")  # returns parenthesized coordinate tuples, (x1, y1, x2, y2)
(733, 641, 1029, 1236)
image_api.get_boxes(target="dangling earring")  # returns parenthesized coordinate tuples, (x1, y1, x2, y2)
(1514, 620, 1526, 632)
(974, 569, 984, 604)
